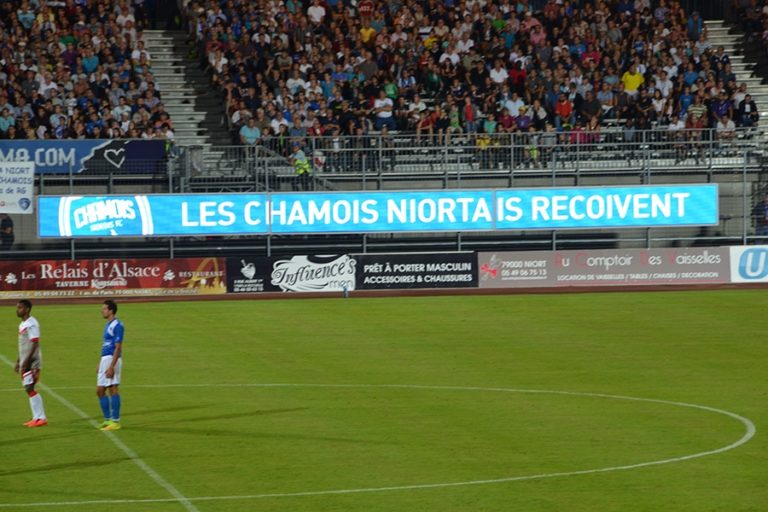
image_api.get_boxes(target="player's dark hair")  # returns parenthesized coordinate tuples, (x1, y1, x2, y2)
(18, 299, 32, 311)
(104, 300, 117, 314)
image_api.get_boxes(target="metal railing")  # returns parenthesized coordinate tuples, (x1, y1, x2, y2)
(190, 127, 767, 190)
(34, 158, 177, 196)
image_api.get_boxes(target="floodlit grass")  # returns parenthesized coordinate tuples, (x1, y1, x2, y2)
(0, 290, 766, 511)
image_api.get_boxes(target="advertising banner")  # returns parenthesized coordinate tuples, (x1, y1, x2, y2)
(227, 255, 355, 293)
(0, 140, 166, 174)
(356, 252, 477, 289)
(227, 252, 477, 293)
(0, 162, 34, 213)
(479, 247, 731, 288)
(729, 245, 768, 283)
(0, 258, 227, 298)
(38, 184, 720, 238)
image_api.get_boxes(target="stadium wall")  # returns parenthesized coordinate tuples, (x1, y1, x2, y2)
(0, 247, 765, 300)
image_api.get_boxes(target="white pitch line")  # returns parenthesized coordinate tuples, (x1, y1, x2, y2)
(0, 383, 756, 509)
(0, 354, 200, 512)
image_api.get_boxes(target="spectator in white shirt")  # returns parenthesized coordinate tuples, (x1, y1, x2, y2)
(270, 110, 290, 133)
(286, 70, 307, 95)
(732, 83, 749, 106)
(456, 33, 474, 54)
(438, 44, 460, 66)
(374, 89, 396, 130)
(489, 60, 508, 85)
(391, 25, 408, 44)
(131, 41, 151, 63)
(116, 6, 135, 27)
(716, 114, 736, 140)
(307, 0, 326, 25)
(209, 49, 228, 74)
(408, 93, 427, 125)
(656, 70, 674, 98)
(38, 73, 58, 98)
(503, 91, 525, 117)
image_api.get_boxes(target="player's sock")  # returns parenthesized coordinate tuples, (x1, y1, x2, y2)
(99, 395, 111, 419)
(110, 394, 121, 422)
(29, 392, 46, 420)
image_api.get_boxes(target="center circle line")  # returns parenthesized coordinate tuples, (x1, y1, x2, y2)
(0, 383, 756, 509)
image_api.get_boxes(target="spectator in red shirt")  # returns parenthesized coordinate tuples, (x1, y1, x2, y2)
(509, 61, 527, 95)
(554, 93, 575, 131)
(462, 96, 478, 134)
(498, 108, 517, 132)
(416, 109, 435, 143)
(357, 0, 374, 20)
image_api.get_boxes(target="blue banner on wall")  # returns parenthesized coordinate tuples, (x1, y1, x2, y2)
(0, 140, 166, 174)
(38, 185, 719, 238)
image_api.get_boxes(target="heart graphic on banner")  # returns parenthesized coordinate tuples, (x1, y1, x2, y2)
(104, 148, 126, 168)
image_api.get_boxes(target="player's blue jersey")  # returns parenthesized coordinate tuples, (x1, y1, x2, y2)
(102, 318, 124, 357)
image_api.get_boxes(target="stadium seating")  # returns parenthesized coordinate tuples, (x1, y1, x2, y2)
(0, 1, 171, 141)
(187, 0, 763, 154)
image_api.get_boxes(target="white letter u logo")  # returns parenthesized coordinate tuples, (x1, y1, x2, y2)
(739, 249, 768, 279)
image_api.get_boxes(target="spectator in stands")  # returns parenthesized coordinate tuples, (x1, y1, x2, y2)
(686, 102, 708, 163)
(183, 0, 752, 153)
(716, 113, 737, 143)
(554, 93, 574, 131)
(753, 193, 768, 237)
(289, 116, 307, 143)
(687, 11, 704, 41)
(415, 108, 434, 143)
(0, 213, 13, 250)
(710, 91, 734, 126)
(0, 1, 170, 141)
(231, 101, 251, 128)
(462, 95, 478, 134)
(240, 117, 261, 145)
(0, 108, 15, 135)
(668, 110, 688, 163)
(596, 82, 616, 118)
(516, 106, 533, 131)
(373, 89, 396, 131)
(489, 59, 509, 85)
(621, 64, 645, 98)
(498, 107, 516, 133)
(529, 99, 549, 131)
(580, 91, 602, 124)
(737, 94, 760, 127)
(635, 88, 654, 121)
(408, 94, 427, 128)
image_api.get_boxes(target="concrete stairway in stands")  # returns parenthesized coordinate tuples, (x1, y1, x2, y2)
(141, 30, 231, 149)
(705, 20, 768, 120)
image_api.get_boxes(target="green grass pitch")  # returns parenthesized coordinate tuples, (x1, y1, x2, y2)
(0, 290, 766, 511)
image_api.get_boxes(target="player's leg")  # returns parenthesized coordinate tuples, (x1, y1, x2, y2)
(23, 368, 47, 427)
(107, 384, 121, 427)
(97, 356, 113, 427)
(101, 386, 121, 431)
(101, 358, 122, 431)
(97, 386, 112, 427)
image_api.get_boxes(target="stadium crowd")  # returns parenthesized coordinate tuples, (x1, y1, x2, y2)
(0, 0, 173, 141)
(187, 0, 761, 155)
